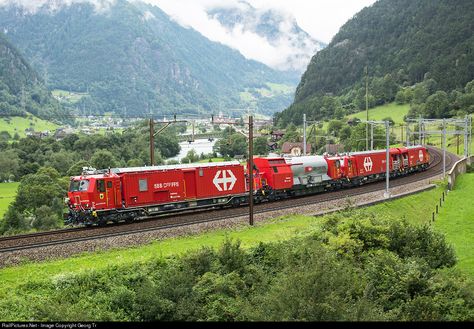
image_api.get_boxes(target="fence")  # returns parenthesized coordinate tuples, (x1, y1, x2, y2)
(447, 155, 474, 190)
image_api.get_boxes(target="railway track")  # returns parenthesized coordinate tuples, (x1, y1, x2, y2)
(0, 146, 458, 254)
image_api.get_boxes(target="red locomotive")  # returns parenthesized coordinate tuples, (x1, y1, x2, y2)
(65, 146, 430, 226)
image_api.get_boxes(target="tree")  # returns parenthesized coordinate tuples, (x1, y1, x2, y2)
(181, 149, 199, 164)
(424, 91, 449, 118)
(67, 160, 92, 177)
(214, 133, 247, 158)
(90, 150, 118, 169)
(0, 150, 19, 181)
(253, 136, 268, 156)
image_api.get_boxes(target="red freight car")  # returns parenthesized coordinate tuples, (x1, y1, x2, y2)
(117, 161, 246, 207)
(348, 149, 401, 177)
(67, 161, 247, 225)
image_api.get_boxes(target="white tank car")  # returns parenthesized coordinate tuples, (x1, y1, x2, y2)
(285, 156, 331, 187)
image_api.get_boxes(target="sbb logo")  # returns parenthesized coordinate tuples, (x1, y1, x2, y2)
(364, 157, 373, 172)
(213, 170, 237, 191)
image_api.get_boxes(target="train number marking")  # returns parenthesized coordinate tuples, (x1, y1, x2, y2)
(363, 157, 373, 172)
(213, 170, 237, 192)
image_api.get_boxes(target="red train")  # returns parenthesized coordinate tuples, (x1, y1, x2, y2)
(65, 146, 430, 225)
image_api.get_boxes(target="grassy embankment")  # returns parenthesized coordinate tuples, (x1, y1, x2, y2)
(435, 173, 474, 277)
(0, 182, 19, 218)
(1, 177, 463, 295)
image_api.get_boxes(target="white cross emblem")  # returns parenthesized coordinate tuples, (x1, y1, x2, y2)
(364, 157, 373, 172)
(213, 170, 237, 192)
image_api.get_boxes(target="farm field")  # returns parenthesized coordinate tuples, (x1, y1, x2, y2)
(0, 115, 58, 139)
(318, 102, 410, 135)
(0, 178, 451, 293)
(51, 89, 88, 104)
(0, 182, 19, 219)
(347, 102, 410, 124)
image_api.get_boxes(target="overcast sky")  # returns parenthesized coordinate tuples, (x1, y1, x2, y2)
(150, 0, 377, 44)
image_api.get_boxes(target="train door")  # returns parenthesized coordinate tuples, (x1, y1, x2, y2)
(184, 170, 197, 199)
(96, 179, 115, 209)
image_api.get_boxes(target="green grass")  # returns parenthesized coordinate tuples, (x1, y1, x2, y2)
(435, 173, 474, 277)
(348, 103, 410, 124)
(0, 115, 58, 139)
(0, 214, 319, 295)
(51, 89, 88, 104)
(0, 182, 19, 218)
(265, 82, 295, 94)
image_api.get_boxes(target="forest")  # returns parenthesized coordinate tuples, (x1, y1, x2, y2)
(276, 0, 474, 126)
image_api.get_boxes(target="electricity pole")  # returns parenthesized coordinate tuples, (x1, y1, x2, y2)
(303, 113, 307, 155)
(384, 120, 391, 199)
(211, 114, 255, 226)
(149, 115, 187, 166)
(443, 118, 446, 178)
(249, 115, 254, 226)
(365, 66, 369, 151)
(361, 119, 391, 198)
(149, 118, 154, 166)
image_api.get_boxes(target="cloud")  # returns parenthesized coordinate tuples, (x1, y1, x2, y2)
(149, 0, 322, 71)
(0, 0, 117, 14)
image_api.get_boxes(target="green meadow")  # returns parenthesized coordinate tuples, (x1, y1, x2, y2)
(0, 116, 58, 139)
(0, 182, 19, 219)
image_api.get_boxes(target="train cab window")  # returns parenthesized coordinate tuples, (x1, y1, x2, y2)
(272, 166, 279, 173)
(139, 179, 148, 192)
(69, 180, 89, 192)
(97, 180, 106, 193)
(107, 181, 113, 189)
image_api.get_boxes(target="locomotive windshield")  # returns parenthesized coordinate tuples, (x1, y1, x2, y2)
(69, 180, 90, 192)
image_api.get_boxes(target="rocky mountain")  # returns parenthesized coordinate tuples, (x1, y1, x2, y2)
(207, 0, 326, 73)
(0, 0, 298, 117)
(0, 30, 64, 121)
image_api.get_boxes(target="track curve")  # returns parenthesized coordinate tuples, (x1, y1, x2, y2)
(0, 146, 459, 254)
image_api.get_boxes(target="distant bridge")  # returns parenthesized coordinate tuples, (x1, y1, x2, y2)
(177, 132, 223, 142)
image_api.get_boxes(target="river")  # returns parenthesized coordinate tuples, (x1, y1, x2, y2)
(168, 138, 219, 162)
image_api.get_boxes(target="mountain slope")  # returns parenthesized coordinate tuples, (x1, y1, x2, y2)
(0, 0, 297, 117)
(0, 31, 63, 121)
(284, 0, 474, 121)
(207, 0, 326, 72)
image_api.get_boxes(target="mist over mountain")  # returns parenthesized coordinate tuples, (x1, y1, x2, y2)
(0, 0, 298, 117)
(206, 1, 326, 73)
